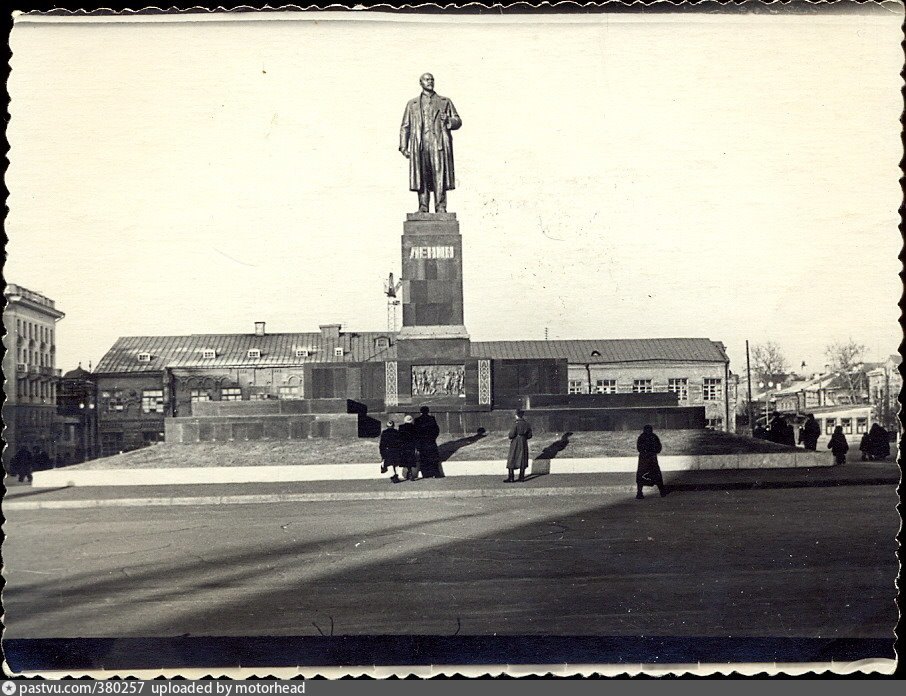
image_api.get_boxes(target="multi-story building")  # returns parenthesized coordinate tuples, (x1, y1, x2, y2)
(93, 325, 734, 453)
(56, 365, 99, 464)
(867, 354, 902, 433)
(2, 284, 65, 470)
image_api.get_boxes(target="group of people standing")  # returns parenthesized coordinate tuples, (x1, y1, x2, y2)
(378, 409, 669, 498)
(378, 406, 445, 482)
(826, 421, 892, 466)
(8, 445, 51, 483)
(378, 408, 537, 483)
(755, 413, 893, 466)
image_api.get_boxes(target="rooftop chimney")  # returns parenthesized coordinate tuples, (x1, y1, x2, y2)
(319, 323, 341, 340)
(254, 321, 266, 337)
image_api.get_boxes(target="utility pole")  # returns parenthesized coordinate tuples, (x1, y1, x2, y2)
(745, 340, 754, 433)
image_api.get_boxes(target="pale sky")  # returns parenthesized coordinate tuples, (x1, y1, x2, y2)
(6, 10, 903, 375)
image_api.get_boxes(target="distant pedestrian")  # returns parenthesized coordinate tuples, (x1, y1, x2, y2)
(10, 446, 33, 483)
(827, 426, 849, 465)
(379, 420, 404, 483)
(415, 406, 444, 479)
(799, 414, 820, 451)
(868, 423, 891, 461)
(636, 424, 667, 499)
(33, 446, 50, 471)
(504, 409, 532, 483)
(768, 414, 787, 445)
(398, 415, 419, 480)
(782, 418, 796, 448)
(859, 431, 872, 461)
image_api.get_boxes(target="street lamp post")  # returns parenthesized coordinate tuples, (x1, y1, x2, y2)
(758, 381, 775, 428)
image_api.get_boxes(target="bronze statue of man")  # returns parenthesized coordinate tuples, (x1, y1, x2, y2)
(399, 73, 462, 214)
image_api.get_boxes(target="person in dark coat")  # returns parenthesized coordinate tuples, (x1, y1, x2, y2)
(33, 446, 50, 472)
(398, 415, 419, 480)
(379, 420, 404, 483)
(799, 414, 821, 451)
(768, 414, 787, 445)
(827, 425, 849, 465)
(636, 424, 667, 499)
(504, 410, 533, 483)
(868, 423, 891, 461)
(859, 431, 872, 461)
(782, 419, 796, 448)
(10, 446, 33, 483)
(414, 406, 444, 479)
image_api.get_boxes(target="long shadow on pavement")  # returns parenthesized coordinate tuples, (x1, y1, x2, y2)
(3, 430, 898, 671)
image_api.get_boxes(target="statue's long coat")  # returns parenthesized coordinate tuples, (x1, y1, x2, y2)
(506, 418, 533, 471)
(400, 92, 462, 192)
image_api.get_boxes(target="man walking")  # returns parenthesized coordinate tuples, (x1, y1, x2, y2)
(636, 425, 667, 499)
(379, 420, 404, 483)
(504, 410, 533, 483)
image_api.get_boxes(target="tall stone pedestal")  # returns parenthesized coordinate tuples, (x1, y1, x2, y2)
(397, 212, 469, 360)
(388, 213, 485, 410)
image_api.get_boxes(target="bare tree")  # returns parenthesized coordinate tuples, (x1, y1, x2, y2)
(751, 342, 789, 383)
(825, 339, 868, 403)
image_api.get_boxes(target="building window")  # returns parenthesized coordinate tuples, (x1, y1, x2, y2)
(334, 347, 344, 357)
(668, 378, 689, 400)
(247, 349, 261, 359)
(594, 379, 617, 394)
(141, 389, 165, 414)
(632, 379, 653, 393)
(703, 378, 722, 401)
(107, 392, 126, 412)
(221, 387, 242, 401)
(296, 349, 310, 358)
(279, 386, 302, 400)
(706, 417, 723, 430)
(190, 389, 210, 403)
(201, 349, 216, 359)
(568, 379, 585, 395)
(856, 417, 868, 434)
(841, 417, 852, 434)
(137, 352, 151, 363)
(825, 418, 836, 435)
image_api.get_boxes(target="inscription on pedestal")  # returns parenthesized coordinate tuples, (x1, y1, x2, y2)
(410, 246, 455, 259)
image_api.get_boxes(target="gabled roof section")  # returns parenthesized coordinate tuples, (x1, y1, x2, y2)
(95, 332, 398, 373)
(470, 338, 729, 364)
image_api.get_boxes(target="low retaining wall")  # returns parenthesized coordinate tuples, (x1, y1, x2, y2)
(165, 413, 358, 443)
(190, 399, 350, 417)
(369, 406, 706, 436)
(32, 451, 833, 487)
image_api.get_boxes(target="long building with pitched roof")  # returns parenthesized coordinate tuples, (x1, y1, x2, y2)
(92, 321, 734, 456)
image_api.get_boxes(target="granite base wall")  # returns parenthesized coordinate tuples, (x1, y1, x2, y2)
(166, 413, 358, 443)
(365, 405, 706, 436)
